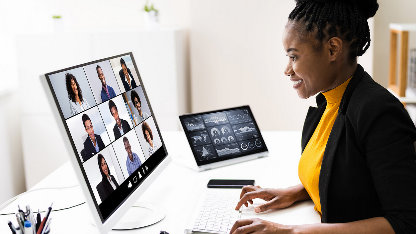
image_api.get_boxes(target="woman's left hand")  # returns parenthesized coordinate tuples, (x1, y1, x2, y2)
(229, 218, 294, 234)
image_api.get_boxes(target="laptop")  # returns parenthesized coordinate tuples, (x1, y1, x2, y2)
(179, 106, 268, 171)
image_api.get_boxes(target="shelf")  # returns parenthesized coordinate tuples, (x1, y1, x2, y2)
(390, 23, 416, 32)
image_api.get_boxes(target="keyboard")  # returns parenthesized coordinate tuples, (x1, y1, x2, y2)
(188, 189, 242, 234)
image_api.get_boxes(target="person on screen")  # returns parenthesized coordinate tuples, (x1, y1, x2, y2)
(119, 58, 138, 91)
(142, 121, 157, 156)
(130, 90, 149, 123)
(82, 114, 105, 161)
(96, 65, 116, 102)
(96, 154, 119, 202)
(66, 73, 90, 115)
(124, 137, 141, 176)
(231, 0, 416, 233)
(108, 100, 131, 139)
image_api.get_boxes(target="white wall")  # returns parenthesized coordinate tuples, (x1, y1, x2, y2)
(189, 0, 373, 131)
(0, 0, 412, 203)
(0, 0, 191, 203)
(0, 94, 25, 205)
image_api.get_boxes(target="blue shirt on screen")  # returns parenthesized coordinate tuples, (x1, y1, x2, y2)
(101, 85, 117, 102)
(126, 152, 141, 175)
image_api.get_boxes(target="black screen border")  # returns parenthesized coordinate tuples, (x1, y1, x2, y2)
(44, 52, 168, 222)
(179, 105, 268, 166)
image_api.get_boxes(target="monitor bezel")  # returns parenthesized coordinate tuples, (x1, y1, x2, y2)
(179, 105, 268, 167)
(41, 52, 170, 233)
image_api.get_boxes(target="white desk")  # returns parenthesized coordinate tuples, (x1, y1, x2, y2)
(0, 131, 320, 233)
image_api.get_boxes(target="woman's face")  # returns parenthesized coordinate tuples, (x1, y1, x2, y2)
(121, 64, 127, 73)
(282, 21, 335, 99)
(110, 107, 121, 126)
(133, 97, 142, 113)
(100, 158, 109, 177)
(84, 120, 95, 138)
(144, 130, 152, 145)
(70, 78, 78, 96)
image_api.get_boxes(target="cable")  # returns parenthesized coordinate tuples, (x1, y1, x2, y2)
(0, 185, 85, 216)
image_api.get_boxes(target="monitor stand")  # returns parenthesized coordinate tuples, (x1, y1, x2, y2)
(112, 203, 165, 230)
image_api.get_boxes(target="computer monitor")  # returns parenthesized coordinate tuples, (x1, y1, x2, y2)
(41, 52, 170, 233)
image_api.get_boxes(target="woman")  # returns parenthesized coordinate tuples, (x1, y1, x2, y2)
(81, 114, 105, 162)
(142, 121, 157, 156)
(65, 73, 90, 115)
(96, 154, 119, 202)
(231, 0, 416, 233)
(119, 58, 138, 91)
(131, 90, 149, 124)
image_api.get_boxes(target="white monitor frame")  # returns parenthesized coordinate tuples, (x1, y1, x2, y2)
(40, 53, 171, 233)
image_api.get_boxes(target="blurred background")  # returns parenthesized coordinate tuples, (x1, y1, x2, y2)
(0, 0, 415, 204)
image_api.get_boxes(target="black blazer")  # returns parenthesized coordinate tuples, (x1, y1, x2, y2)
(82, 134, 105, 162)
(96, 175, 119, 202)
(113, 119, 131, 139)
(119, 68, 138, 91)
(301, 64, 416, 233)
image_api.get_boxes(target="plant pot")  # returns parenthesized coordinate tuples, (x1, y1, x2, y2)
(144, 11, 159, 30)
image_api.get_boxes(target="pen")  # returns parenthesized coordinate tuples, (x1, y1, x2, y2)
(41, 217, 52, 234)
(36, 210, 41, 232)
(17, 206, 25, 220)
(17, 205, 23, 214)
(37, 204, 52, 234)
(15, 213, 24, 231)
(36, 217, 46, 234)
(8, 221, 17, 234)
(26, 205, 36, 233)
(24, 220, 33, 234)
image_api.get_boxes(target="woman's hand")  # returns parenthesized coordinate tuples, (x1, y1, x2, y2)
(235, 184, 309, 213)
(230, 218, 293, 234)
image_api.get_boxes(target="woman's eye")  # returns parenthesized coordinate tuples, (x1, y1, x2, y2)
(289, 56, 296, 62)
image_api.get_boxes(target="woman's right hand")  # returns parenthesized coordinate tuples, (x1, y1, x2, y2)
(235, 184, 309, 213)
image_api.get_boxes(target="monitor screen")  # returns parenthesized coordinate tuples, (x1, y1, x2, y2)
(44, 53, 168, 222)
(180, 106, 268, 166)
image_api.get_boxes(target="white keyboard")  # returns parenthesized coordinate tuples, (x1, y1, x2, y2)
(189, 190, 241, 234)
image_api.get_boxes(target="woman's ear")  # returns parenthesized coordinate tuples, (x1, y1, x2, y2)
(327, 37, 343, 61)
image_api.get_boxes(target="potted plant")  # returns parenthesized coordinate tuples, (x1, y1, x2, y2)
(143, 1, 159, 29)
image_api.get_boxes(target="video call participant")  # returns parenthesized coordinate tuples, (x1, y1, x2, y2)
(66, 73, 90, 115)
(142, 121, 157, 156)
(81, 114, 105, 162)
(232, 0, 416, 233)
(123, 137, 141, 176)
(130, 90, 149, 123)
(96, 154, 119, 202)
(119, 58, 138, 91)
(108, 100, 131, 139)
(96, 65, 116, 102)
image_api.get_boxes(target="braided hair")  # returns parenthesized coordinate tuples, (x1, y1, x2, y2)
(288, 0, 379, 62)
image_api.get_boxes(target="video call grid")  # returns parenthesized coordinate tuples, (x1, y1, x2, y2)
(183, 108, 264, 162)
(48, 55, 159, 205)
(63, 76, 149, 165)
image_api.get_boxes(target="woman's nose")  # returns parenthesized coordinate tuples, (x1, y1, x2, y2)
(284, 64, 294, 77)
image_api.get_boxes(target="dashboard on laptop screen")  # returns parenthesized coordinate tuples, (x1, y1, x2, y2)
(180, 106, 268, 166)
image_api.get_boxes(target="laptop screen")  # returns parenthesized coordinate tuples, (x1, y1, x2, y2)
(180, 106, 268, 166)
(44, 52, 167, 222)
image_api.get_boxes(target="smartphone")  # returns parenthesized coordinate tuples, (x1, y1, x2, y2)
(207, 179, 255, 188)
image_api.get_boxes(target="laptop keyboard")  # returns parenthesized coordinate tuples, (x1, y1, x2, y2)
(191, 190, 241, 233)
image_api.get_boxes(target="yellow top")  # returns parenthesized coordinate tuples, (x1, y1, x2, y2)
(298, 78, 351, 215)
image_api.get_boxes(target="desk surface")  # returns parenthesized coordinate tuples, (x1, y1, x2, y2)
(0, 131, 320, 233)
